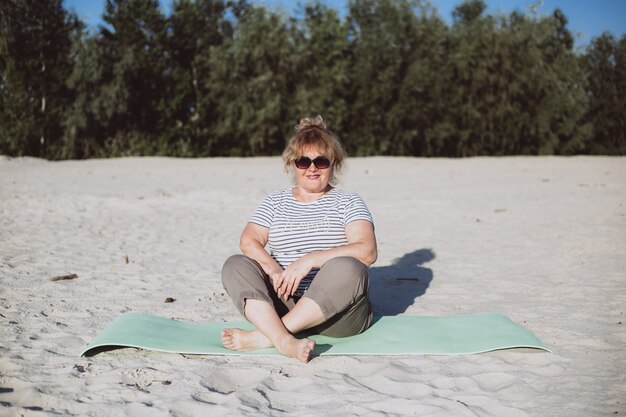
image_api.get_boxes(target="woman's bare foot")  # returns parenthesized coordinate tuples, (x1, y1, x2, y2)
(275, 336, 316, 363)
(221, 328, 273, 351)
(221, 328, 315, 363)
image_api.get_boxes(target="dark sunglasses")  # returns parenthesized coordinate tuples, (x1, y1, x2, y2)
(294, 156, 331, 170)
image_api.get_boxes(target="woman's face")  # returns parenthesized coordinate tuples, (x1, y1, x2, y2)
(293, 145, 333, 194)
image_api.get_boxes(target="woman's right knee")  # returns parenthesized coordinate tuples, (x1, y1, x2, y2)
(221, 254, 251, 286)
(222, 254, 247, 271)
(221, 254, 268, 287)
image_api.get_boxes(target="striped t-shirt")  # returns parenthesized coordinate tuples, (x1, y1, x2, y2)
(249, 187, 374, 296)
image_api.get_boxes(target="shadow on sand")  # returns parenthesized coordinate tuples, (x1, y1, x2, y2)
(368, 248, 435, 316)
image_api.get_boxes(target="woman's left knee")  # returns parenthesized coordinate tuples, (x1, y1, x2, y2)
(324, 256, 367, 273)
(322, 256, 369, 292)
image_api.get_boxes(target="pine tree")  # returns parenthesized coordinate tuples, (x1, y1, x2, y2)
(0, 0, 82, 158)
(162, 0, 231, 156)
(61, 30, 103, 158)
(582, 33, 626, 154)
(95, 0, 168, 156)
(387, 3, 449, 156)
(291, 2, 351, 140)
(204, 4, 297, 155)
(345, 0, 424, 155)
(439, 2, 589, 156)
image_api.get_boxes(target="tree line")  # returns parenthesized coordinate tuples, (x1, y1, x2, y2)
(1, 0, 624, 159)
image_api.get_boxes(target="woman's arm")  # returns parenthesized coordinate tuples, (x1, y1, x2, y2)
(308, 220, 377, 267)
(276, 220, 377, 299)
(239, 222, 283, 280)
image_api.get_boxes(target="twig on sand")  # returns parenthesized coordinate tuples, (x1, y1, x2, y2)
(49, 274, 78, 282)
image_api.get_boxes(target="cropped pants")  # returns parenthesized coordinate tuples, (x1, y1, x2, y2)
(221, 254, 373, 337)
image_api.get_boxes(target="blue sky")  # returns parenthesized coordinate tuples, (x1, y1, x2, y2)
(66, 0, 626, 49)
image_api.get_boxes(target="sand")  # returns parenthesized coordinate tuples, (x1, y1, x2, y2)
(0, 155, 624, 417)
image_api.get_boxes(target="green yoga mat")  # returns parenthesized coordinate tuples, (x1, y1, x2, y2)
(80, 312, 551, 357)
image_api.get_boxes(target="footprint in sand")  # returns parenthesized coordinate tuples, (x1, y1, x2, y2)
(194, 366, 273, 405)
(200, 366, 273, 395)
(120, 367, 172, 393)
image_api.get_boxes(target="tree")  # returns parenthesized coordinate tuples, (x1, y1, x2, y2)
(0, 0, 82, 158)
(582, 33, 626, 154)
(161, 0, 231, 156)
(452, 0, 486, 25)
(535, 9, 591, 154)
(291, 2, 351, 139)
(204, 4, 297, 155)
(437, 0, 505, 156)
(61, 30, 103, 158)
(94, 0, 168, 155)
(345, 0, 425, 155)
(436, 3, 589, 156)
(385, 3, 449, 156)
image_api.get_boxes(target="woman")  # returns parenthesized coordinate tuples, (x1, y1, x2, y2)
(221, 116, 377, 363)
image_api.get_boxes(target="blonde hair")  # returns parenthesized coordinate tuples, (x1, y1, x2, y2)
(282, 115, 346, 184)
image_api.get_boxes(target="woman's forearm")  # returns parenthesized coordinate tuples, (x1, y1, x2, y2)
(308, 241, 377, 269)
(307, 220, 378, 268)
(240, 238, 283, 278)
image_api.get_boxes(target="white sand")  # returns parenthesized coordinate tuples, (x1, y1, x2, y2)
(1, 155, 624, 417)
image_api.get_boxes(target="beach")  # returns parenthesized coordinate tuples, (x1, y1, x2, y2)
(1, 155, 624, 416)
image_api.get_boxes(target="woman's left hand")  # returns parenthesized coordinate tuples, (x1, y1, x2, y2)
(274, 255, 316, 300)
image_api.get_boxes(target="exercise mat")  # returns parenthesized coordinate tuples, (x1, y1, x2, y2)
(80, 312, 551, 357)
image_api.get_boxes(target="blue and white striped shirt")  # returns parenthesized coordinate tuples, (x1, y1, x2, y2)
(249, 187, 374, 296)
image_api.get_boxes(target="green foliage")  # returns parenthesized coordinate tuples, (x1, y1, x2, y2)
(62, 32, 105, 158)
(345, 0, 426, 155)
(97, 0, 168, 153)
(452, 0, 486, 25)
(203, 4, 298, 155)
(160, 0, 232, 156)
(0, 0, 623, 158)
(581, 33, 626, 154)
(292, 2, 351, 141)
(435, 5, 591, 156)
(0, 0, 82, 158)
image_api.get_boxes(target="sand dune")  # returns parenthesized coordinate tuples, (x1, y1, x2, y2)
(1, 155, 624, 416)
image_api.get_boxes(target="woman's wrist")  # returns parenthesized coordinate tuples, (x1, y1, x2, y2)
(267, 266, 283, 280)
(304, 251, 324, 269)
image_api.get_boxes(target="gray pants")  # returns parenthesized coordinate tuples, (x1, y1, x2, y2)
(221, 254, 373, 337)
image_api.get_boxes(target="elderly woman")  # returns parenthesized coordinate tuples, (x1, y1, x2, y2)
(221, 116, 377, 363)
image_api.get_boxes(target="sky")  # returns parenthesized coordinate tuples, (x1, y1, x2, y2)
(65, 0, 626, 50)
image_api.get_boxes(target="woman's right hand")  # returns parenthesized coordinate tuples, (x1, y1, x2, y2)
(273, 255, 315, 301)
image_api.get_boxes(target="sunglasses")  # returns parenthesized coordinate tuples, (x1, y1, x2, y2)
(294, 156, 331, 170)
